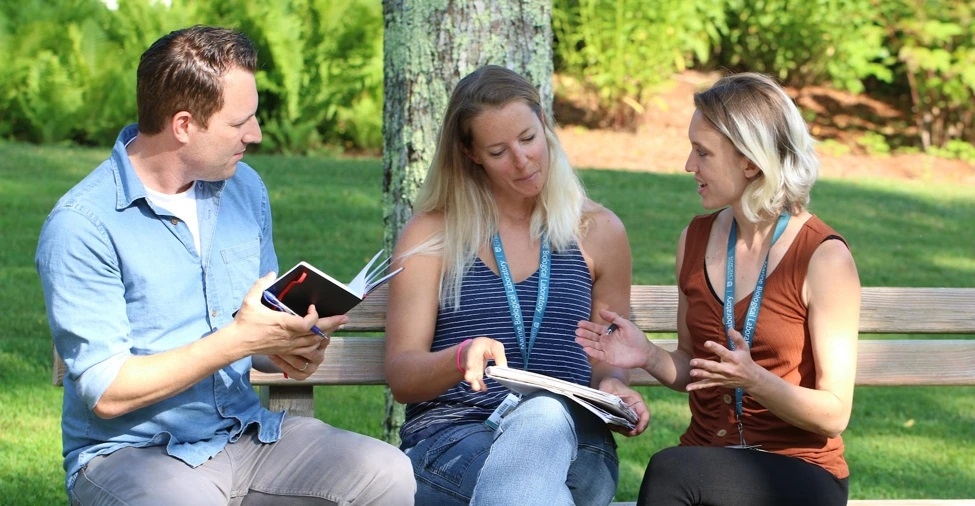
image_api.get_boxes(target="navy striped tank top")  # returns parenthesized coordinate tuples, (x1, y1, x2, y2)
(400, 245, 593, 448)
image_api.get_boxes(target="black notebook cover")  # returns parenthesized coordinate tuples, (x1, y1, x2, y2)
(264, 262, 367, 317)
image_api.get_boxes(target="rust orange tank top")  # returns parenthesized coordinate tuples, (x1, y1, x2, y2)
(677, 211, 849, 479)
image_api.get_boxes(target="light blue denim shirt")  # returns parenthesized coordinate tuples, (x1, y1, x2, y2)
(36, 125, 284, 493)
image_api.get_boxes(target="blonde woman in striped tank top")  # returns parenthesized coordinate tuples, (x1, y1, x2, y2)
(385, 65, 652, 506)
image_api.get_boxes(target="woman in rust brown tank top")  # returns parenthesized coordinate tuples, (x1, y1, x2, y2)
(576, 72, 861, 506)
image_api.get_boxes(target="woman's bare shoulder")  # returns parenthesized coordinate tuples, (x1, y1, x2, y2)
(394, 211, 446, 252)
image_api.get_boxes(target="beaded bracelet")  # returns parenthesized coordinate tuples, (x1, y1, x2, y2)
(456, 338, 473, 373)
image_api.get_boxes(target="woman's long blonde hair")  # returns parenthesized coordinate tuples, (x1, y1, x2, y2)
(412, 65, 591, 309)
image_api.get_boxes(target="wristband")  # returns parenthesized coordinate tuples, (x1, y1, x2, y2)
(456, 338, 473, 373)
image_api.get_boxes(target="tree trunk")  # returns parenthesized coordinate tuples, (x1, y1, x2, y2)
(380, 0, 553, 446)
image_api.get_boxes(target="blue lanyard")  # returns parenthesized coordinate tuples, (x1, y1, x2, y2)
(723, 213, 790, 418)
(492, 233, 551, 369)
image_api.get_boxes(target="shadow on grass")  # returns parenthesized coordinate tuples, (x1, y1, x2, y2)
(0, 472, 65, 506)
(810, 178, 975, 287)
(0, 333, 63, 505)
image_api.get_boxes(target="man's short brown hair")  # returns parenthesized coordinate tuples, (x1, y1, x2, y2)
(136, 25, 258, 134)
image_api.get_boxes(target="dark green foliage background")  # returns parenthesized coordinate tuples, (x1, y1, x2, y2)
(1, 0, 973, 153)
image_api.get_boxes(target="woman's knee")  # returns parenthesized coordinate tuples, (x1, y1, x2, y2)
(648, 446, 683, 468)
(503, 392, 573, 434)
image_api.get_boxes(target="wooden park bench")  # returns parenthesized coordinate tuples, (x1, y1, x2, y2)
(54, 285, 975, 505)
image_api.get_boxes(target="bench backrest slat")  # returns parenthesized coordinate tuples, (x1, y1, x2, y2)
(246, 336, 975, 387)
(53, 286, 975, 386)
(343, 286, 975, 334)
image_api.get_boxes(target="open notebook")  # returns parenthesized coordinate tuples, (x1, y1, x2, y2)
(264, 250, 403, 317)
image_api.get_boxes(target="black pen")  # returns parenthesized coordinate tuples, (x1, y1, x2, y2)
(605, 323, 619, 335)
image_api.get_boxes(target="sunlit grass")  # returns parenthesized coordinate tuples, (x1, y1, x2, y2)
(2, 140, 973, 503)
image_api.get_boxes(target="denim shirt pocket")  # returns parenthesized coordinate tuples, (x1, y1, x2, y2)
(221, 240, 261, 305)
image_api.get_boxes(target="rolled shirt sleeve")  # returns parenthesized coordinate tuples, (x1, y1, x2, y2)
(38, 201, 135, 409)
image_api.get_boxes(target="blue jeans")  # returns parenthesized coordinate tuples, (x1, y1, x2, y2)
(403, 392, 619, 506)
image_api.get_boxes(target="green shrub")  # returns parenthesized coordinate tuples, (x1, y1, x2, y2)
(930, 139, 975, 163)
(856, 131, 891, 156)
(713, 0, 893, 92)
(0, 0, 194, 145)
(818, 138, 851, 157)
(882, 1, 975, 149)
(3, 0, 974, 159)
(553, 0, 721, 130)
(0, 0, 106, 144)
(0, 0, 384, 154)
(202, 0, 384, 154)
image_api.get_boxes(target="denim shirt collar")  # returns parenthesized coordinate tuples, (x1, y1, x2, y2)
(111, 124, 227, 212)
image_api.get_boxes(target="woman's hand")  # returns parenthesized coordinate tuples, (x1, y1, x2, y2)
(575, 308, 652, 371)
(597, 377, 651, 436)
(686, 328, 763, 392)
(458, 337, 508, 392)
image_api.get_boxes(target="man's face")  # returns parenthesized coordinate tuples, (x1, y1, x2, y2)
(186, 67, 262, 181)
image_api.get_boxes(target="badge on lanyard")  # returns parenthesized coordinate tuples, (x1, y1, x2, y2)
(484, 393, 521, 431)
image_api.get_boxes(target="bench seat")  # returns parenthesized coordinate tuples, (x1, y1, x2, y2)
(52, 285, 975, 505)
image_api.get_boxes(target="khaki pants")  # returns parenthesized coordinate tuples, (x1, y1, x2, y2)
(70, 415, 415, 505)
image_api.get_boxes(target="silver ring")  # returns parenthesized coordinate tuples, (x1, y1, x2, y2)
(299, 361, 309, 372)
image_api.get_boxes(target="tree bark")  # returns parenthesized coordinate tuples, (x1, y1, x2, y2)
(380, 0, 553, 446)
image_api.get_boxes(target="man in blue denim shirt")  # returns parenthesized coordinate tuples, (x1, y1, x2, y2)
(36, 25, 414, 505)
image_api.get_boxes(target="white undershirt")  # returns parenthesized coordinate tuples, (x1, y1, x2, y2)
(145, 183, 201, 254)
(125, 135, 201, 254)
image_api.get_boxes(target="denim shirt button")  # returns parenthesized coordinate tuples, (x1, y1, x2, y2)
(170, 218, 178, 225)
(211, 309, 217, 317)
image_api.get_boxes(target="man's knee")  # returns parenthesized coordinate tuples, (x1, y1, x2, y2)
(378, 448, 416, 495)
(352, 441, 416, 504)
(277, 418, 416, 503)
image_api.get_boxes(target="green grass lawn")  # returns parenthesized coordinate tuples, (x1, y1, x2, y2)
(1, 140, 972, 503)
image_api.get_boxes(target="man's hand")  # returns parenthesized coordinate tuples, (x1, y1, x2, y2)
(233, 273, 348, 359)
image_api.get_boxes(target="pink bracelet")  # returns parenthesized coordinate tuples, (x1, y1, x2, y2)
(456, 339, 473, 373)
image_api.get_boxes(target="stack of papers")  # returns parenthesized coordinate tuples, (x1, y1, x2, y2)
(485, 366, 638, 429)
